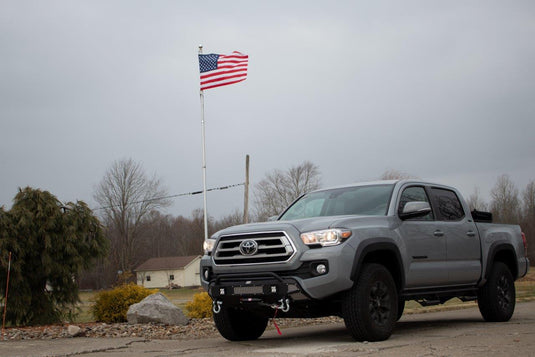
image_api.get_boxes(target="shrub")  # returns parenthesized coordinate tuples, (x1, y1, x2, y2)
(91, 283, 157, 323)
(185, 292, 213, 318)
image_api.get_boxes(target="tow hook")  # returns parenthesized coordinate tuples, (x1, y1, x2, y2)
(272, 298, 290, 313)
(212, 300, 222, 314)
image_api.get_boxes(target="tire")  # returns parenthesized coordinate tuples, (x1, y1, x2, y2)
(342, 263, 398, 341)
(213, 306, 268, 341)
(477, 262, 516, 322)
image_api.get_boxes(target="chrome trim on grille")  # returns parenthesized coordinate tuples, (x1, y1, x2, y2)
(213, 231, 296, 266)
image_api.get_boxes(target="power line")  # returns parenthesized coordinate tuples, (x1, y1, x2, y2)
(94, 182, 245, 211)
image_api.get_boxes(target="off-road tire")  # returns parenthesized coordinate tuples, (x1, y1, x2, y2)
(213, 306, 268, 341)
(342, 263, 398, 341)
(477, 262, 516, 322)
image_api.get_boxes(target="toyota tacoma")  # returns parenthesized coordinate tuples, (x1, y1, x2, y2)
(200, 180, 529, 341)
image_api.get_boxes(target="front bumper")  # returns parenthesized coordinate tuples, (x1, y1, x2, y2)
(207, 272, 302, 307)
(200, 240, 356, 301)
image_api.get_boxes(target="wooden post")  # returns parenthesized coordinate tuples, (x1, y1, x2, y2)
(2, 251, 12, 339)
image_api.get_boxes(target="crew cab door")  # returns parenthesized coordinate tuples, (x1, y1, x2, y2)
(396, 185, 448, 287)
(428, 187, 481, 285)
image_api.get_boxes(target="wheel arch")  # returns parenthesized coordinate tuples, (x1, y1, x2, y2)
(485, 242, 519, 281)
(350, 240, 405, 293)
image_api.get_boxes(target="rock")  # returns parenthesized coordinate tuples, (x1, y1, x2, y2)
(67, 325, 82, 337)
(127, 292, 189, 326)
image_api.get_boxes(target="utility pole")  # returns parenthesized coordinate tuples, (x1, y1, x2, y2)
(243, 154, 250, 224)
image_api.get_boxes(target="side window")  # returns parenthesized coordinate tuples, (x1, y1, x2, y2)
(398, 186, 433, 220)
(430, 188, 465, 221)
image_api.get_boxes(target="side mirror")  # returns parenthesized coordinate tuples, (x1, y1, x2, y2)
(399, 201, 431, 220)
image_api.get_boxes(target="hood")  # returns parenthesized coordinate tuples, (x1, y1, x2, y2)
(213, 215, 386, 237)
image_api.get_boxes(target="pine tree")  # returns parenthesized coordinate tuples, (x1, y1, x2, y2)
(0, 187, 108, 325)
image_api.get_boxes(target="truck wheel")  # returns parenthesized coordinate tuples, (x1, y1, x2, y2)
(213, 306, 268, 341)
(342, 263, 398, 341)
(477, 262, 515, 322)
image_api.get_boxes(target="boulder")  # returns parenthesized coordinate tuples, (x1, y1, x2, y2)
(127, 292, 189, 326)
(67, 325, 82, 337)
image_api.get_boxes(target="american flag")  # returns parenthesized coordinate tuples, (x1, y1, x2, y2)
(198, 51, 248, 91)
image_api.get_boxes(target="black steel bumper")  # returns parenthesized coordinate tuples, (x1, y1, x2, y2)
(208, 272, 301, 306)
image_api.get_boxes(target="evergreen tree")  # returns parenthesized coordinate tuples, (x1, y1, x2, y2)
(0, 187, 108, 325)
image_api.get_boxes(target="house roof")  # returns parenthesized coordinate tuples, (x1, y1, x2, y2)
(135, 255, 200, 272)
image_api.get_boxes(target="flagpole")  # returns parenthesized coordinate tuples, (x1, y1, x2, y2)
(199, 45, 209, 241)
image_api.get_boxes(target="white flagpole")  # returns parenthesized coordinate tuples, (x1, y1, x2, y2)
(199, 45, 209, 241)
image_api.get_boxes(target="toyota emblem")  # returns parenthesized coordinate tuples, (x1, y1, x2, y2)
(239, 239, 258, 256)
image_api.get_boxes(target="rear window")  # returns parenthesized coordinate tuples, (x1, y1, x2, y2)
(430, 188, 465, 221)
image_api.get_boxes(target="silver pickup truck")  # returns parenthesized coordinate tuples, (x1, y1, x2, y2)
(200, 180, 529, 341)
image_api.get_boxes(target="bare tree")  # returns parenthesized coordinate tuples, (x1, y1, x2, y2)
(521, 180, 535, 263)
(94, 158, 170, 273)
(176, 209, 206, 255)
(467, 187, 488, 211)
(254, 161, 321, 221)
(490, 174, 520, 224)
(379, 169, 418, 180)
(213, 209, 244, 232)
(522, 181, 535, 218)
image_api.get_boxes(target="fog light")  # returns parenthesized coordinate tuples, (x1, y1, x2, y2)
(316, 264, 327, 275)
(203, 268, 210, 280)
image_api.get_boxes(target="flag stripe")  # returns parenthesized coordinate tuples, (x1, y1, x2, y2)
(201, 73, 247, 87)
(201, 67, 247, 80)
(199, 51, 248, 91)
(201, 78, 247, 91)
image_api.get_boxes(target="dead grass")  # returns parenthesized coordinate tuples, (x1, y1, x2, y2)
(404, 267, 535, 315)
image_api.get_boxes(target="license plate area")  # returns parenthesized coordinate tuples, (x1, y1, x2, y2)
(233, 285, 264, 295)
(210, 279, 288, 299)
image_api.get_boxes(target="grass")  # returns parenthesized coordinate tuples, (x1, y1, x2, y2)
(73, 269, 535, 323)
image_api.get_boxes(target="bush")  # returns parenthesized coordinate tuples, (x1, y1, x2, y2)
(185, 292, 213, 318)
(91, 283, 157, 323)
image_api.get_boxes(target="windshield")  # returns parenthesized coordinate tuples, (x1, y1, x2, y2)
(279, 184, 394, 221)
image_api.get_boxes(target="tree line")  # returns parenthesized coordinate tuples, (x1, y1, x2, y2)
(79, 159, 321, 289)
(82, 160, 534, 290)
(467, 174, 535, 262)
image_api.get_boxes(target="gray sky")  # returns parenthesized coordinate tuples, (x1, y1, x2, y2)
(1, 1, 534, 219)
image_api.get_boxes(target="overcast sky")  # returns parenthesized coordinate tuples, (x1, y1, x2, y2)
(1, 1, 534, 219)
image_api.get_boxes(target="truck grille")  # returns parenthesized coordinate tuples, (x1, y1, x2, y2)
(213, 231, 295, 265)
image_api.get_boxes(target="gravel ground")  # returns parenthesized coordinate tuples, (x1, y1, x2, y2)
(1, 317, 343, 341)
(3, 273, 531, 341)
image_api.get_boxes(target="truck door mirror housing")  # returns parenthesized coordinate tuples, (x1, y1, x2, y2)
(399, 201, 431, 220)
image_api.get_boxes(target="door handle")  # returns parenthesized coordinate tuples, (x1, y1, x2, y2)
(466, 231, 476, 237)
(433, 230, 444, 237)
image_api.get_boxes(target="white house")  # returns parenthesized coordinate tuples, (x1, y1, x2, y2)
(135, 255, 201, 289)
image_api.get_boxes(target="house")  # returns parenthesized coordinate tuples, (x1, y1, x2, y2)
(134, 255, 201, 289)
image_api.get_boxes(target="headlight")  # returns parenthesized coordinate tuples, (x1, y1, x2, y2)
(300, 229, 352, 247)
(203, 238, 216, 254)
